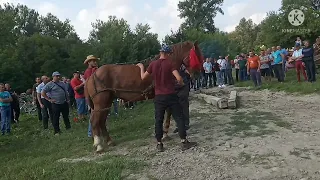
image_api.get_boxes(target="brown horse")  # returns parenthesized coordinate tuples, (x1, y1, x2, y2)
(85, 41, 202, 152)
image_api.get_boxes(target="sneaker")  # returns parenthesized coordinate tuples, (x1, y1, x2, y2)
(181, 140, 197, 151)
(222, 84, 226, 88)
(218, 85, 222, 88)
(157, 143, 164, 152)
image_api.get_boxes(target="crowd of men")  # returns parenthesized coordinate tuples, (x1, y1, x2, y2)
(194, 38, 317, 89)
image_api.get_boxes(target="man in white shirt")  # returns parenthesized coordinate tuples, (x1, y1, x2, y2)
(36, 75, 53, 129)
(291, 44, 307, 82)
(217, 56, 226, 88)
(202, 58, 213, 88)
(234, 55, 240, 82)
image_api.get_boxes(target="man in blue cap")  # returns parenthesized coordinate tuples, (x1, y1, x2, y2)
(42, 71, 71, 135)
(136, 44, 197, 152)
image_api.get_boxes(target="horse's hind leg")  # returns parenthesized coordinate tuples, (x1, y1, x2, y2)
(100, 109, 115, 147)
(162, 108, 172, 141)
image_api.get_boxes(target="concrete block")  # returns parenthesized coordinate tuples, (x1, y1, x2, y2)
(228, 90, 238, 109)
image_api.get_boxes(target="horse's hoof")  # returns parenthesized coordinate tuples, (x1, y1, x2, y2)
(162, 135, 172, 142)
(96, 145, 104, 153)
(107, 141, 116, 146)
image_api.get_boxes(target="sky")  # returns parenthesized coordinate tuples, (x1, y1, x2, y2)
(1, 0, 282, 41)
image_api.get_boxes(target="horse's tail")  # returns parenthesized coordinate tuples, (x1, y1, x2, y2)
(85, 79, 94, 110)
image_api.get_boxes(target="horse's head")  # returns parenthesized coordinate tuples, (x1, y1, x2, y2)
(169, 41, 203, 75)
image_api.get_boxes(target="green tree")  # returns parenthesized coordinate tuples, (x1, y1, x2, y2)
(178, 0, 224, 32)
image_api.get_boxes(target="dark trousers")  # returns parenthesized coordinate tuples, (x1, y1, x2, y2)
(204, 73, 213, 87)
(235, 69, 239, 81)
(52, 102, 71, 134)
(225, 69, 234, 85)
(270, 64, 275, 78)
(177, 85, 190, 128)
(36, 100, 42, 121)
(154, 93, 186, 142)
(239, 68, 247, 81)
(10, 104, 20, 123)
(41, 98, 53, 129)
(304, 60, 316, 82)
(212, 71, 217, 86)
(274, 64, 284, 82)
(249, 68, 262, 87)
(69, 95, 76, 109)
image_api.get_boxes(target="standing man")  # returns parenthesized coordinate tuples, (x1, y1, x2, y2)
(247, 51, 262, 88)
(238, 55, 247, 81)
(70, 71, 87, 120)
(172, 63, 191, 134)
(217, 56, 227, 88)
(225, 56, 234, 85)
(83, 55, 99, 137)
(234, 55, 240, 82)
(32, 77, 42, 122)
(136, 44, 197, 152)
(0, 83, 13, 135)
(5, 83, 20, 123)
(272, 46, 285, 82)
(36, 75, 53, 129)
(41, 72, 71, 135)
(260, 50, 271, 82)
(203, 58, 213, 88)
(302, 40, 316, 83)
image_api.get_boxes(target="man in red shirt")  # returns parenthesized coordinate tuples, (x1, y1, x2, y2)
(137, 44, 197, 152)
(83, 55, 99, 137)
(247, 51, 262, 88)
(70, 71, 87, 120)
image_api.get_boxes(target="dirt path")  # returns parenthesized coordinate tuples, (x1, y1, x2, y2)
(61, 87, 320, 180)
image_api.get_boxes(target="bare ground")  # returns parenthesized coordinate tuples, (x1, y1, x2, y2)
(61, 87, 320, 180)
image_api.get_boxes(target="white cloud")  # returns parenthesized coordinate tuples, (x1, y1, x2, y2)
(227, 2, 248, 17)
(37, 2, 60, 16)
(0, 0, 274, 42)
(224, 24, 237, 32)
(223, 13, 267, 32)
(144, 3, 151, 11)
(71, 0, 184, 41)
(248, 13, 267, 24)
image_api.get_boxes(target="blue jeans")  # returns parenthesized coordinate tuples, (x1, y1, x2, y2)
(239, 69, 247, 81)
(217, 70, 225, 85)
(88, 118, 92, 137)
(76, 98, 88, 115)
(1, 106, 11, 134)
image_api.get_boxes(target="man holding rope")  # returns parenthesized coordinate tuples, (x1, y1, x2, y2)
(83, 55, 99, 137)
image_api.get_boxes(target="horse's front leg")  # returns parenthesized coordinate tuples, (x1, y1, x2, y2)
(91, 111, 104, 153)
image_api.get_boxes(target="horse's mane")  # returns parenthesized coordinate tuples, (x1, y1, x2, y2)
(113, 41, 202, 66)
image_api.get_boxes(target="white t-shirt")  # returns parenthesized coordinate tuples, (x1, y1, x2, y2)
(217, 59, 227, 70)
(292, 49, 302, 60)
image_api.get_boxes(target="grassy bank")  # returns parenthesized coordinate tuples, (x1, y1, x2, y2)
(235, 69, 320, 94)
(0, 101, 154, 180)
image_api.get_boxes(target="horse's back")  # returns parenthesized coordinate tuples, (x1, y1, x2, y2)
(94, 64, 152, 90)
